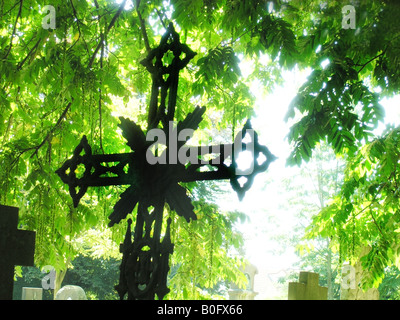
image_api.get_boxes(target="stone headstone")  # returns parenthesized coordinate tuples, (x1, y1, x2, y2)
(228, 262, 258, 300)
(288, 271, 328, 300)
(0, 205, 36, 300)
(22, 287, 43, 300)
(55, 285, 87, 300)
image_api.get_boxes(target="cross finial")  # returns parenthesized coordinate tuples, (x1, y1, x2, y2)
(140, 23, 197, 130)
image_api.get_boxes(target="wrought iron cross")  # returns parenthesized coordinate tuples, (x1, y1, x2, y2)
(56, 23, 275, 300)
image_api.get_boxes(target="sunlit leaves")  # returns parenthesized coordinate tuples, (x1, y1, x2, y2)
(285, 0, 399, 168)
(286, 60, 385, 166)
(192, 45, 254, 129)
(194, 46, 241, 94)
(256, 14, 297, 69)
(1, 0, 266, 297)
(308, 127, 400, 288)
(1, 0, 398, 297)
(168, 199, 248, 299)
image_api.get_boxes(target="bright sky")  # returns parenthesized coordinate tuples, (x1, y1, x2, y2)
(216, 62, 400, 298)
(216, 67, 309, 289)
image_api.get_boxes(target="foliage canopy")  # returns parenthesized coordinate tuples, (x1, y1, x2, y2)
(1, 0, 400, 297)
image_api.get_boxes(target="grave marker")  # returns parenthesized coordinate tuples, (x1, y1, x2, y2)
(55, 285, 87, 300)
(288, 271, 328, 300)
(0, 205, 36, 300)
(228, 262, 258, 300)
(22, 287, 42, 300)
(56, 24, 275, 300)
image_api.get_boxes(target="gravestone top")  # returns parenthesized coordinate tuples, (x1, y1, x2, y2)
(299, 271, 319, 287)
(288, 271, 328, 300)
(55, 285, 87, 300)
(22, 287, 43, 300)
(0, 205, 36, 300)
(244, 263, 258, 291)
(228, 262, 258, 300)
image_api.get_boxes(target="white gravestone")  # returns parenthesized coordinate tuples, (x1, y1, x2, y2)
(55, 285, 87, 300)
(22, 287, 43, 300)
(228, 263, 258, 300)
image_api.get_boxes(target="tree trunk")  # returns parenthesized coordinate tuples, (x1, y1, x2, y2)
(326, 240, 333, 300)
(53, 258, 70, 299)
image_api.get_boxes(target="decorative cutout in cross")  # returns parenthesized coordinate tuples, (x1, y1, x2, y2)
(56, 23, 275, 300)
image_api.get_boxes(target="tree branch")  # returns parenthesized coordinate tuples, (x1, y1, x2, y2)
(357, 48, 387, 74)
(369, 209, 388, 242)
(87, 0, 127, 68)
(99, 36, 105, 154)
(136, 0, 151, 53)
(68, 0, 90, 56)
(155, 8, 167, 30)
(3, 0, 23, 61)
(30, 101, 72, 158)
(16, 37, 41, 70)
(2, 0, 21, 16)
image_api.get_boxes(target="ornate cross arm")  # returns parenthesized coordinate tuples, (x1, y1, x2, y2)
(55, 105, 206, 209)
(56, 114, 276, 224)
(179, 119, 277, 200)
(55, 135, 135, 207)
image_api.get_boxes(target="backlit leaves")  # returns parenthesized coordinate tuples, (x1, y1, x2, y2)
(286, 61, 385, 166)
(308, 127, 400, 288)
(1, 0, 400, 296)
(194, 45, 241, 94)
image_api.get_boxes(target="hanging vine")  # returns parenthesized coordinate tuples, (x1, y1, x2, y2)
(208, 213, 215, 289)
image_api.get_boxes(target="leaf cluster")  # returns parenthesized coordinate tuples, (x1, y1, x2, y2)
(307, 127, 400, 288)
(168, 199, 248, 299)
(2, 0, 399, 298)
(286, 1, 400, 165)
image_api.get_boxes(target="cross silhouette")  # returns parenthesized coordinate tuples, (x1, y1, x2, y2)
(56, 24, 275, 300)
(0, 205, 36, 300)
